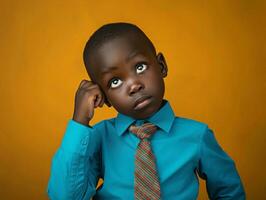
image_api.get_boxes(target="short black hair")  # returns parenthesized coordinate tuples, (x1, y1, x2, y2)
(83, 22, 156, 79)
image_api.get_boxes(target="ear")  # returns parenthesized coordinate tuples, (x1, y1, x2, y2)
(156, 52, 168, 78)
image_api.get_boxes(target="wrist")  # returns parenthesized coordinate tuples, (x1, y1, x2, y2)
(72, 114, 91, 126)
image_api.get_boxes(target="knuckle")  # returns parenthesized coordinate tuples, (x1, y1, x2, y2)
(80, 79, 87, 85)
(79, 80, 93, 87)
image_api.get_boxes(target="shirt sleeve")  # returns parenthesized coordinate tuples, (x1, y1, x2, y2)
(47, 119, 102, 200)
(197, 126, 246, 200)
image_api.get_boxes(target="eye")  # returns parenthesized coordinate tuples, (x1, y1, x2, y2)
(110, 78, 122, 88)
(136, 63, 147, 74)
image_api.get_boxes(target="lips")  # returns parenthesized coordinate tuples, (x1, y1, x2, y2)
(134, 95, 152, 110)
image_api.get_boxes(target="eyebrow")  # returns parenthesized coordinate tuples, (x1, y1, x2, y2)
(101, 66, 119, 75)
(101, 51, 140, 75)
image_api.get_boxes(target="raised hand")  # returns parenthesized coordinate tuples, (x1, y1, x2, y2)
(72, 80, 107, 126)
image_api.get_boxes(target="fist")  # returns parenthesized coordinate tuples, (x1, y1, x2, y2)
(72, 80, 108, 126)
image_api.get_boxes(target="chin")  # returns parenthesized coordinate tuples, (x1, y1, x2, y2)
(115, 97, 164, 119)
(133, 104, 161, 119)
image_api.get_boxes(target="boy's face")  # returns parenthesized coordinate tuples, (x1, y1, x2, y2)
(89, 33, 168, 119)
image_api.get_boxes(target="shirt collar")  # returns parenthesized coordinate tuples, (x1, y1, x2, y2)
(115, 99, 175, 136)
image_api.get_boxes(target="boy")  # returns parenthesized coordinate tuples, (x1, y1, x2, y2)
(47, 23, 245, 199)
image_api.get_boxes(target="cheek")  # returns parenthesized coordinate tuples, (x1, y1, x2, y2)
(108, 94, 131, 114)
(106, 88, 128, 107)
(145, 70, 165, 91)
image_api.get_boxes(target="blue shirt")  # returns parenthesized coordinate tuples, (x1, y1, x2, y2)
(47, 100, 245, 200)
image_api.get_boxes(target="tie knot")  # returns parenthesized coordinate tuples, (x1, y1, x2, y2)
(129, 122, 157, 140)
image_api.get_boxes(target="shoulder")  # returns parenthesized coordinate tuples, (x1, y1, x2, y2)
(173, 116, 208, 129)
(170, 117, 213, 156)
(171, 116, 209, 137)
(91, 117, 117, 132)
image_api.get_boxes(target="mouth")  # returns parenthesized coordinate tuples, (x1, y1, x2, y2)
(134, 95, 152, 111)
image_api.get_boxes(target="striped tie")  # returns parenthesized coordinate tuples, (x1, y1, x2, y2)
(129, 122, 161, 200)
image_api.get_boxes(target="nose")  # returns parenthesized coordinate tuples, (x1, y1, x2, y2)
(128, 80, 144, 95)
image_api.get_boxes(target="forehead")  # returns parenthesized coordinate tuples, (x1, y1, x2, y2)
(89, 33, 154, 78)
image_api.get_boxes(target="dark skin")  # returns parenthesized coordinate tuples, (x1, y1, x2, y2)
(73, 32, 168, 126)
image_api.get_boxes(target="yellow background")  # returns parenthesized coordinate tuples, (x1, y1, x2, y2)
(0, 0, 265, 199)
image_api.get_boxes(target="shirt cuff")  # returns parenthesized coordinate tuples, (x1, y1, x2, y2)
(61, 119, 93, 155)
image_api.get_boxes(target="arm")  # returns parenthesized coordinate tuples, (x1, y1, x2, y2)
(47, 120, 102, 200)
(197, 126, 246, 200)
(47, 80, 108, 199)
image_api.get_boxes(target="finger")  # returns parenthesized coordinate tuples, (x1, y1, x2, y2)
(78, 80, 88, 88)
(86, 84, 99, 90)
(87, 96, 95, 119)
(79, 80, 95, 89)
(98, 95, 105, 107)
(94, 93, 102, 108)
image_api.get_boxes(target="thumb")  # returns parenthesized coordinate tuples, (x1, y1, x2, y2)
(87, 95, 95, 120)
